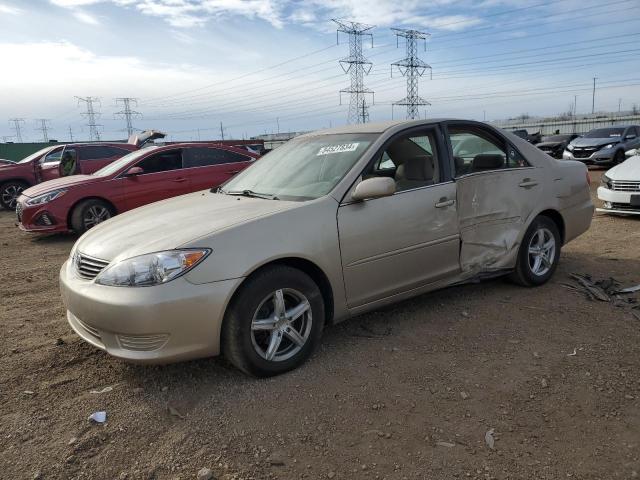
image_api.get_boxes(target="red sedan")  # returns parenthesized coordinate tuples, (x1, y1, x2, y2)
(0, 143, 138, 210)
(16, 143, 257, 234)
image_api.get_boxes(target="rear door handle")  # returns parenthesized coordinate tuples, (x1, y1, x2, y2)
(519, 178, 538, 188)
(435, 198, 455, 208)
(171, 177, 187, 183)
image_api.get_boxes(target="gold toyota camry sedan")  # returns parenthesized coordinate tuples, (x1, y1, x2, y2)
(60, 119, 594, 376)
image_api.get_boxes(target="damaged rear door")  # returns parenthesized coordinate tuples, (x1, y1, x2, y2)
(446, 122, 540, 274)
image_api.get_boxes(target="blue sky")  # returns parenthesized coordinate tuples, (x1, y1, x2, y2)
(1, 0, 639, 142)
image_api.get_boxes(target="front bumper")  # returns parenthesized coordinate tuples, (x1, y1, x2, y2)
(596, 186, 640, 215)
(16, 195, 69, 233)
(563, 149, 615, 165)
(59, 259, 243, 363)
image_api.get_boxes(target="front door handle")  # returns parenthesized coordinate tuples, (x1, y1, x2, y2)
(435, 198, 455, 208)
(519, 178, 538, 188)
(171, 178, 187, 183)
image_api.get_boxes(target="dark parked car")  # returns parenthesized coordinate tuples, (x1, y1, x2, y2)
(536, 134, 579, 159)
(563, 126, 640, 165)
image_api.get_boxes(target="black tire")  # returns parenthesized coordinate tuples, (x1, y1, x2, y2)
(613, 150, 625, 165)
(0, 180, 28, 210)
(221, 265, 325, 377)
(509, 215, 561, 287)
(70, 199, 114, 234)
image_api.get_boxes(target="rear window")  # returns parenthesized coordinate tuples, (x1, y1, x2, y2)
(183, 148, 251, 168)
(584, 128, 624, 138)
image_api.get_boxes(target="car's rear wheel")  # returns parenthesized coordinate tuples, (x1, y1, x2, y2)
(0, 181, 28, 210)
(509, 215, 561, 287)
(221, 265, 325, 377)
(70, 199, 114, 234)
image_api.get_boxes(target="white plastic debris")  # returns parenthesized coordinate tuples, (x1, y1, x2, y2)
(617, 284, 640, 294)
(567, 348, 577, 356)
(88, 411, 107, 423)
(90, 386, 113, 394)
(485, 428, 495, 449)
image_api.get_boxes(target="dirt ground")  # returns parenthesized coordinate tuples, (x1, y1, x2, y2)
(1, 169, 639, 480)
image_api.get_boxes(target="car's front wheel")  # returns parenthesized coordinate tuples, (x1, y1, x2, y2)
(70, 199, 114, 234)
(510, 215, 561, 287)
(0, 181, 28, 210)
(222, 265, 325, 377)
(614, 149, 625, 165)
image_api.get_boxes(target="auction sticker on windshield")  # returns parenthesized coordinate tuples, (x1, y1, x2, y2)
(317, 143, 360, 156)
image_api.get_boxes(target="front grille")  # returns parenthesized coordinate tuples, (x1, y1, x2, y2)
(611, 202, 640, 211)
(572, 147, 597, 159)
(76, 254, 110, 280)
(611, 180, 640, 192)
(117, 333, 169, 351)
(16, 202, 23, 223)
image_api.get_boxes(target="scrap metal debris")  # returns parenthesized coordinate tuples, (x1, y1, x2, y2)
(564, 274, 640, 316)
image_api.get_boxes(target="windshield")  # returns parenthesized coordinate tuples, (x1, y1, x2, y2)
(542, 135, 572, 142)
(17, 146, 57, 164)
(584, 128, 624, 138)
(222, 133, 377, 201)
(93, 147, 156, 176)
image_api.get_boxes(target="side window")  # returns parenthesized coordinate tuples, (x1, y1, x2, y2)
(183, 148, 250, 168)
(365, 129, 440, 193)
(450, 127, 527, 176)
(81, 146, 114, 160)
(43, 149, 62, 163)
(136, 150, 183, 174)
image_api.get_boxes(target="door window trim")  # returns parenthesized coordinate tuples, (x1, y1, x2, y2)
(115, 149, 184, 179)
(442, 121, 530, 179)
(340, 124, 451, 205)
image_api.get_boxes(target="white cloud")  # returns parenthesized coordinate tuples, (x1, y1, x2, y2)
(72, 10, 100, 24)
(0, 2, 23, 14)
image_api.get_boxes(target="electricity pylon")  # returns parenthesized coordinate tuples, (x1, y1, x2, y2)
(334, 19, 375, 124)
(391, 28, 431, 120)
(35, 119, 51, 142)
(76, 96, 102, 141)
(9, 118, 25, 142)
(114, 97, 142, 137)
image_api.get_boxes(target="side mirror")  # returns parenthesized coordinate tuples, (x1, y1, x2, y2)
(625, 134, 637, 140)
(625, 149, 638, 158)
(351, 177, 395, 201)
(125, 166, 143, 176)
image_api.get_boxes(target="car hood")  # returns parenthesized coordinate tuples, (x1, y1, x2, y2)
(75, 192, 302, 262)
(570, 137, 620, 148)
(604, 155, 640, 181)
(22, 175, 99, 197)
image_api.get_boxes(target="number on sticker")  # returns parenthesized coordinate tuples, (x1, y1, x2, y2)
(317, 143, 359, 156)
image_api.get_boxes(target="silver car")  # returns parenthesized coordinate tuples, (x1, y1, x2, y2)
(60, 119, 594, 376)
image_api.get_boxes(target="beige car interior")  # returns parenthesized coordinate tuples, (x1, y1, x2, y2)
(367, 134, 440, 192)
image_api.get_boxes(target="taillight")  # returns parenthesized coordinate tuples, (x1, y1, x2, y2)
(586, 171, 591, 186)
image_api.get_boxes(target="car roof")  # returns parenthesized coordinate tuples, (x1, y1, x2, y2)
(298, 119, 459, 137)
(64, 142, 137, 148)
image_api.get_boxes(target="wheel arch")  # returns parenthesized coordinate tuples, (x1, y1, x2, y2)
(228, 256, 335, 326)
(66, 196, 118, 230)
(537, 208, 565, 244)
(0, 177, 32, 187)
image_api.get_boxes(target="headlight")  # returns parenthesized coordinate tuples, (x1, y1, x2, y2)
(603, 143, 618, 150)
(601, 174, 612, 189)
(95, 249, 210, 287)
(25, 188, 67, 206)
(567, 144, 574, 151)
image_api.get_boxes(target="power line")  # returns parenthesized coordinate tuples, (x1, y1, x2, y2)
(9, 118, 25, 143)
(35, 119, 51, 142)
(114, 97, 142, 137)
(334, 19, 375, 124)
(391, 28, 431, 120)
(76, 96, 102, 141)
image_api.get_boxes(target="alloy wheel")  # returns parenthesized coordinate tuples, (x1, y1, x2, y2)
(528, 227, 556, 277)
(1, 185, 23, 210)
(250, 288, 313, 362)
(83, 205, 111, 229)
